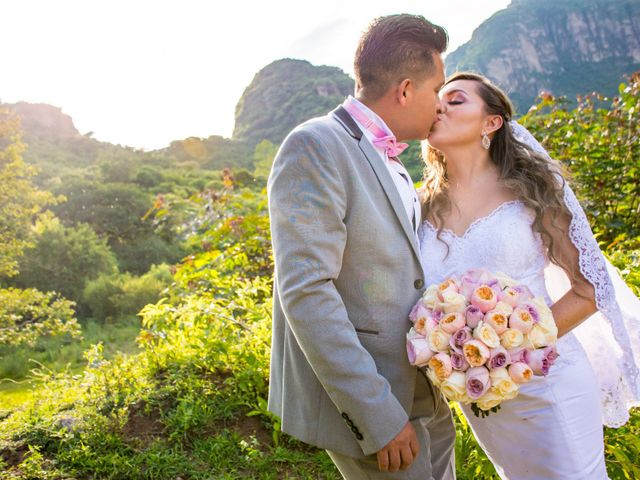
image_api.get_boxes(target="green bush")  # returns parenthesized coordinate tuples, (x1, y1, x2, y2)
(0, 287, 80, 348)
(82, 264, 172, 322)
(521, 76, 640, 249)
(11, 215, 118, 305)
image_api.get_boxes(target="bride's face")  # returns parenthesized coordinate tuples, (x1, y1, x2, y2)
(427, 79, 487, 151)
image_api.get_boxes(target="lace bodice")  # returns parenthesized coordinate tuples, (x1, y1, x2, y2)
(420, 200, 550, 302)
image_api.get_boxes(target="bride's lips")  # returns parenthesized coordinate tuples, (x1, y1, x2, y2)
(428, 117, 442, 137)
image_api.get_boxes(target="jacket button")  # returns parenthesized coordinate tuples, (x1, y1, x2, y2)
(341, 412, 349, 419)
(356, 433, 364, 440)
(414, 279, 424, 289)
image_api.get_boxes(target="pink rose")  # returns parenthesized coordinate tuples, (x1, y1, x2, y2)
(407, 337, 434, 367)
(465, 366, 491, 399)
(409, 302, 430, 324)
(437, 278, 460, 301)
(484, 310, 509, 335)
(449, 326, 473, 352)
(471, 285, 498, 313)
(508, 362, 533, 384)
(488, 346, 511, 370)
(460, 269, 492, 300)
(439, 312, 466, 334)
(463, 339, 491, 367)
(509, 307, 535, 334)
(428, 352, 453, 381)
(451, 352, 470, 372)
(498, 287, 522, 308)
(464, 305, 484, 329)
(414, 315, 439, 336)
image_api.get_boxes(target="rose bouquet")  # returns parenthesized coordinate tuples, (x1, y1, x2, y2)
(407, 268, 559, 417)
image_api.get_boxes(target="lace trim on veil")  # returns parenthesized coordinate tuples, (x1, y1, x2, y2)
(511, 121, 640, 427)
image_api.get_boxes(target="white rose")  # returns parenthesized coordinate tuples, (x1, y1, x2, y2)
(438, 291, 467, 314)
(495, 271, 518, 289)
(530, 297, 555, 326)
(528, 323, 558, 348)
(476, 390, 503, 411)
(500, 328, 524, 349)
(425, 365, 442, 388)
(473, 321, 501, 349)
(428, 328, 452, 352)
(494, 301, 514, 316)
(422, 285, 439, 310)
(489, 367, 519, 400)
(440, 371, 469, 403)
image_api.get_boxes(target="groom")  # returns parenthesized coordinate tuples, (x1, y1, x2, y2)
(268, 14, 455, 479)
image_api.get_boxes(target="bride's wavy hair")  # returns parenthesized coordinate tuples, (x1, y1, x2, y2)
(420, 72, 575, 277)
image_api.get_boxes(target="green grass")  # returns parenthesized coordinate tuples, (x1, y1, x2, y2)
(0, 316, 141, 382)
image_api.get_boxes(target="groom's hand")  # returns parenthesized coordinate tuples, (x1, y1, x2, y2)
(376, 421, 420, 472)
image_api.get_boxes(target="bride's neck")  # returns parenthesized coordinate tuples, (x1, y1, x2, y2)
(443, 147, 499, 190)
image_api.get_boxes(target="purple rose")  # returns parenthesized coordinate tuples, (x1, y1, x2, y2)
(508, 347, 530, 364)
(513, 285, 534, 301)
(451, 352, 470, 372)
(449, 326, 473, 352)
(488, 346, 511, 370)
(465, 366, 491, 399)
(527, 348, 555, 375)
(465, 305, 484, 329)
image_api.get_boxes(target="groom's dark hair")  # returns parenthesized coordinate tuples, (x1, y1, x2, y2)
(355, 14, 448, 101)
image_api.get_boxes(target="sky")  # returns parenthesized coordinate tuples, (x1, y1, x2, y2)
(1, 0, 511, 150)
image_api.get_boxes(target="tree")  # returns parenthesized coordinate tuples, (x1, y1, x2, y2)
(252, 140, 279, 179)
(0, 110, 55, 277)
(12, 214, 118, 305)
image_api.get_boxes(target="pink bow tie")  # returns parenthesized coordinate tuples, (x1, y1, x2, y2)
(372, 135, 409, 157)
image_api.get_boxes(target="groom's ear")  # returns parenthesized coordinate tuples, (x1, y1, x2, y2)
(396, 78, 412, 105)
(483, 114, 503, 135)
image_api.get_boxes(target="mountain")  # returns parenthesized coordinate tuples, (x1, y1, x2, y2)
(232, 58, 354, 147)
(445, 0, 640, 111)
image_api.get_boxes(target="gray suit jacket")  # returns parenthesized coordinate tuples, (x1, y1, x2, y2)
(267, 106, 428, 458)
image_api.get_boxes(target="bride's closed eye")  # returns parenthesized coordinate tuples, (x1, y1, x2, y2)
(447, 100, 463, 105)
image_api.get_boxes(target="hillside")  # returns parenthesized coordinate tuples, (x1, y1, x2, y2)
(445, 0, 640, 111)
(232, 58, 354, 147)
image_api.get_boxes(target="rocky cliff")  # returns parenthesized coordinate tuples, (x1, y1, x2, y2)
(446, 0, 640, 110)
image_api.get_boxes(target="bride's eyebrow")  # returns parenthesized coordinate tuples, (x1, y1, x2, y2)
(443, 88, 467, 97)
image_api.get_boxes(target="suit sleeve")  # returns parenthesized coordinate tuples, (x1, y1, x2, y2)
(268, 126, 408, 455)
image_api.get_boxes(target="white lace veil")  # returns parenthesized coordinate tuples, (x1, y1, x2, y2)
(511, 121, 640, 427)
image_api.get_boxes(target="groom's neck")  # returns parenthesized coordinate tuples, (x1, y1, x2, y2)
(357, 95, 403, 139)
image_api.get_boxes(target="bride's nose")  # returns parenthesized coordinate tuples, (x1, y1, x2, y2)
(436, 97, 447, 114)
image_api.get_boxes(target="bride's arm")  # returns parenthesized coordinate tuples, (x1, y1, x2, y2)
(543, 212, 597, 337)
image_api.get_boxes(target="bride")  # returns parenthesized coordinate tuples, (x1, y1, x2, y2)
(419, 72, 639, 479)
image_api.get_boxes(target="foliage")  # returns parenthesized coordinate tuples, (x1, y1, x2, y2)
(0, 111, 56, 278)
(252, 139, 279, 180)
(10, 215, 118, 305)
(1, 78, 639, 478)
(82, 264, 172, 321)
(0, 317, 140, 383)
(0, 287, 80, 348)
(521, 75, 640, 250)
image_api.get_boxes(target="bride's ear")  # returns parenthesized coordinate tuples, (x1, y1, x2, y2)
(483, 114, 503, 135)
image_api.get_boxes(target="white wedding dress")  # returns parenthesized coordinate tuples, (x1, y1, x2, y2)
(420, 200, 609, 479)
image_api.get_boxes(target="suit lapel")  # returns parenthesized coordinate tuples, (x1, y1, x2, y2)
(332, 106, 422, 263)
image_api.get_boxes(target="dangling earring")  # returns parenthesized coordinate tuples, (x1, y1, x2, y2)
(482, 131, 491, 150)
